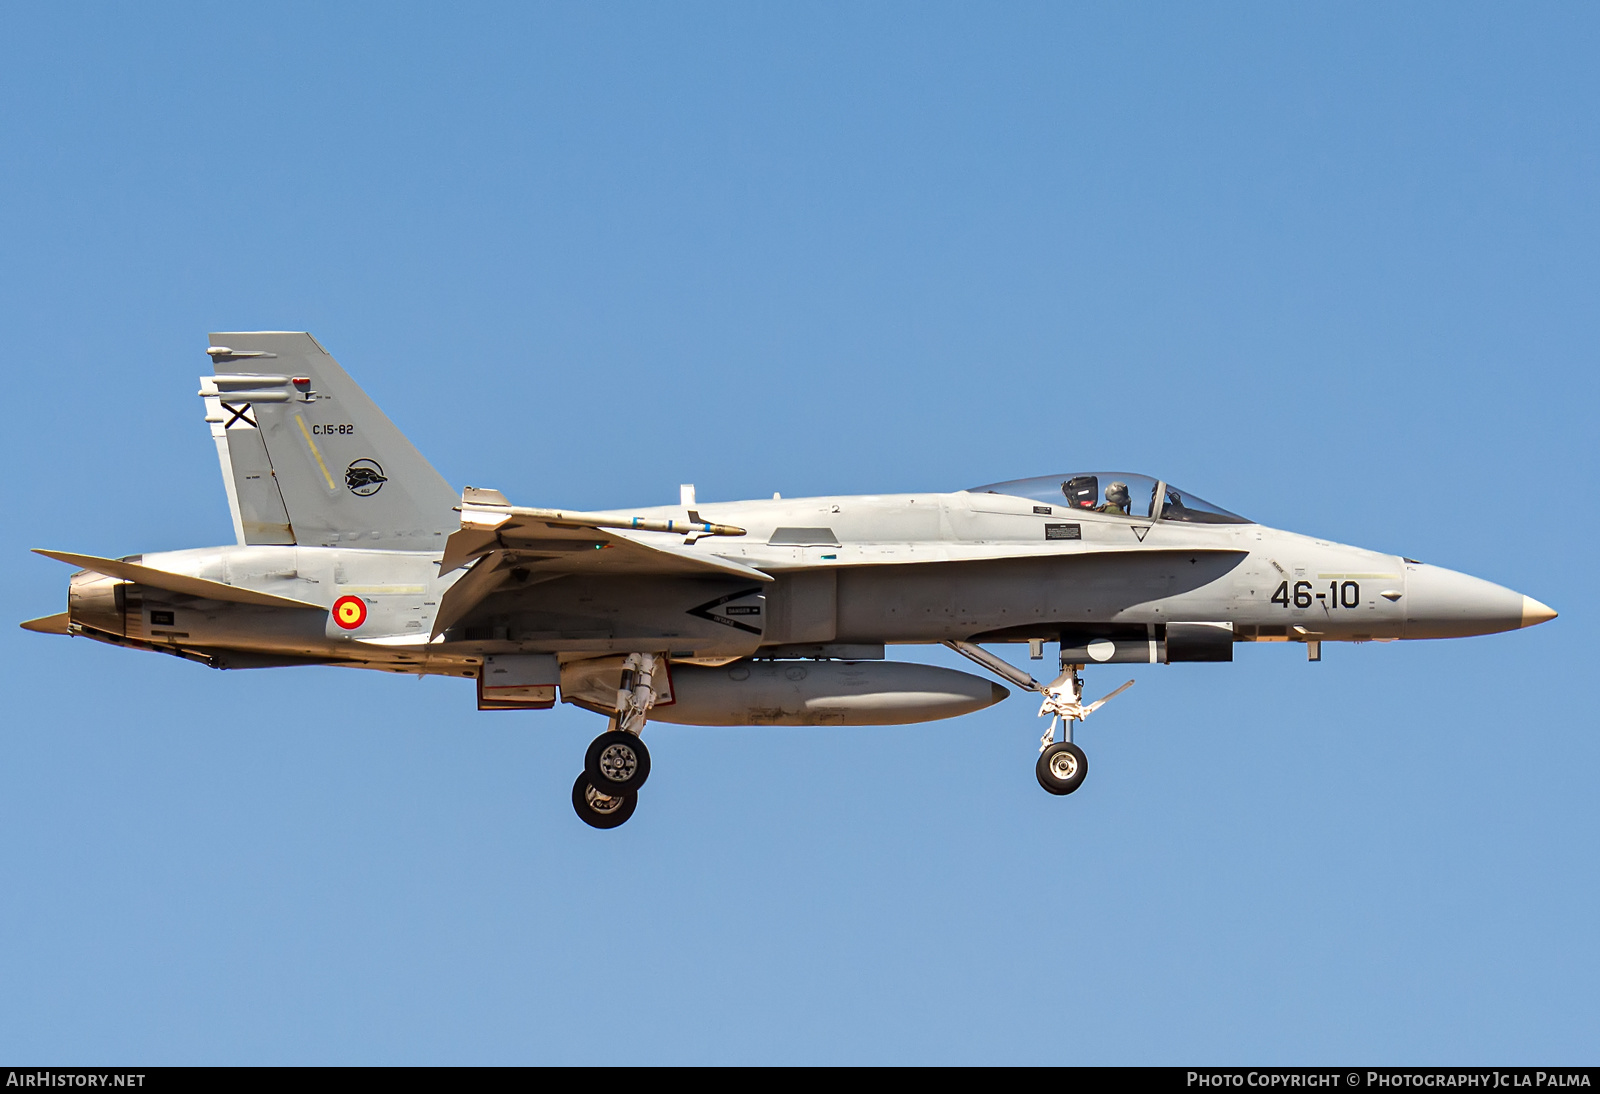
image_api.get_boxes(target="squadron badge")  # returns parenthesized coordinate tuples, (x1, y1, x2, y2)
(345, 458, 387, 496)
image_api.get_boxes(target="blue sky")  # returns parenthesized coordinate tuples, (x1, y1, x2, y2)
(1, 2, 1594, 1063)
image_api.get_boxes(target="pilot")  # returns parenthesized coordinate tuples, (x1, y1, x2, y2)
(1096, 481, 1131, 515)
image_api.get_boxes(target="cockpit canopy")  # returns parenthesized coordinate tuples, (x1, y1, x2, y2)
(966, 472, 1251, 525)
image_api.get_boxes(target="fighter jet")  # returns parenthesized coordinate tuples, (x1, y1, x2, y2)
(21, 333, 1557, 828)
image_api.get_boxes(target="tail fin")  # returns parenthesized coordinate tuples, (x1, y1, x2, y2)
(199, 332, 457, 549)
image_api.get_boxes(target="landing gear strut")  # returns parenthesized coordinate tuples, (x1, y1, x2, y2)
(1033, 663, 1131, 796)
(1036, 664, 1090, 795)
(573, 652, 662, 829)
(943, 642, 1133, 799)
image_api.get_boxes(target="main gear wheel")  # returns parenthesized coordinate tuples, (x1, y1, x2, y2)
(585, 729, 652, 796)
(572, 773, 638, 829)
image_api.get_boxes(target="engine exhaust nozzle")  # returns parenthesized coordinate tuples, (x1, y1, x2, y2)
(68, 569, 125, 636)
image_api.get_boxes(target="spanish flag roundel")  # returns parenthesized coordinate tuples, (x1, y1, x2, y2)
(332, 595, 367, 630)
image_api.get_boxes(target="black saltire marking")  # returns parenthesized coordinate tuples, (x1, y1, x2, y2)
(221, 402, 257, 429)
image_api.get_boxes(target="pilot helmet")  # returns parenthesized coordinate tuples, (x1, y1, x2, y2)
(1105, 481, 1130, 506)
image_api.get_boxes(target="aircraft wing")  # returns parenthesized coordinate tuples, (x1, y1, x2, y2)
(431, 489, 770, 638)
(441, 524, 771, 582)
(438, 488, 768, 581)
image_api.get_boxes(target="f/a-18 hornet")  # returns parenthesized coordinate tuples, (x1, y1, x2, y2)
(23, 333, 1557, 827)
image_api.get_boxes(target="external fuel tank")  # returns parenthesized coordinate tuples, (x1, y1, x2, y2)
(560, 656, 1008, 727)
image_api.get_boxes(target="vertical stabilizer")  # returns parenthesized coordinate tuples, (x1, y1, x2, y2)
(201, 373, 293, 544)
(200, 332, 457, 549)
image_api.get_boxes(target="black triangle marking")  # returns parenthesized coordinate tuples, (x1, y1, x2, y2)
(687, 586, 766, 635)
(1131, 526, 1149, 542)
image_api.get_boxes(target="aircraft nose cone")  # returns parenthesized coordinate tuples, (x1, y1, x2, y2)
(1521, 595, 1558, 629)
(1402, 563, 1539, 639)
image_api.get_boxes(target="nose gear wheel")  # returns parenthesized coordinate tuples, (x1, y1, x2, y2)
(1036, 741, 1088, 795)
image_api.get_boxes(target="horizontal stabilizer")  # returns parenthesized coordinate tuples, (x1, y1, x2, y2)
(20, 612, 70, 635)
(32, 550, 324, 610)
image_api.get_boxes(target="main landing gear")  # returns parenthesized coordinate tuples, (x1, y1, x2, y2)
(572, 652, 661, 830)
(944, 642, 1133, 798)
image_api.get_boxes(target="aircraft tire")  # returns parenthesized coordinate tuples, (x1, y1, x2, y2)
(572, 773, 637, 829)
(1036, 741, 1088, 796)
(585, 730, 651, 795)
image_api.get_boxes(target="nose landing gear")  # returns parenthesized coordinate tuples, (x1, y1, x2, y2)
(573, 652, 662, 829)
(1033, 665, 1128, 796)
(945, 642, 1133, 798)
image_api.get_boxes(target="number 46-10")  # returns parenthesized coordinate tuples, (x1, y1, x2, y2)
(1271, 580, 1360, 609)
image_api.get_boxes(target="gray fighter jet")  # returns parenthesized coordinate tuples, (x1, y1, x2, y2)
(21, 333, 1557, 828)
